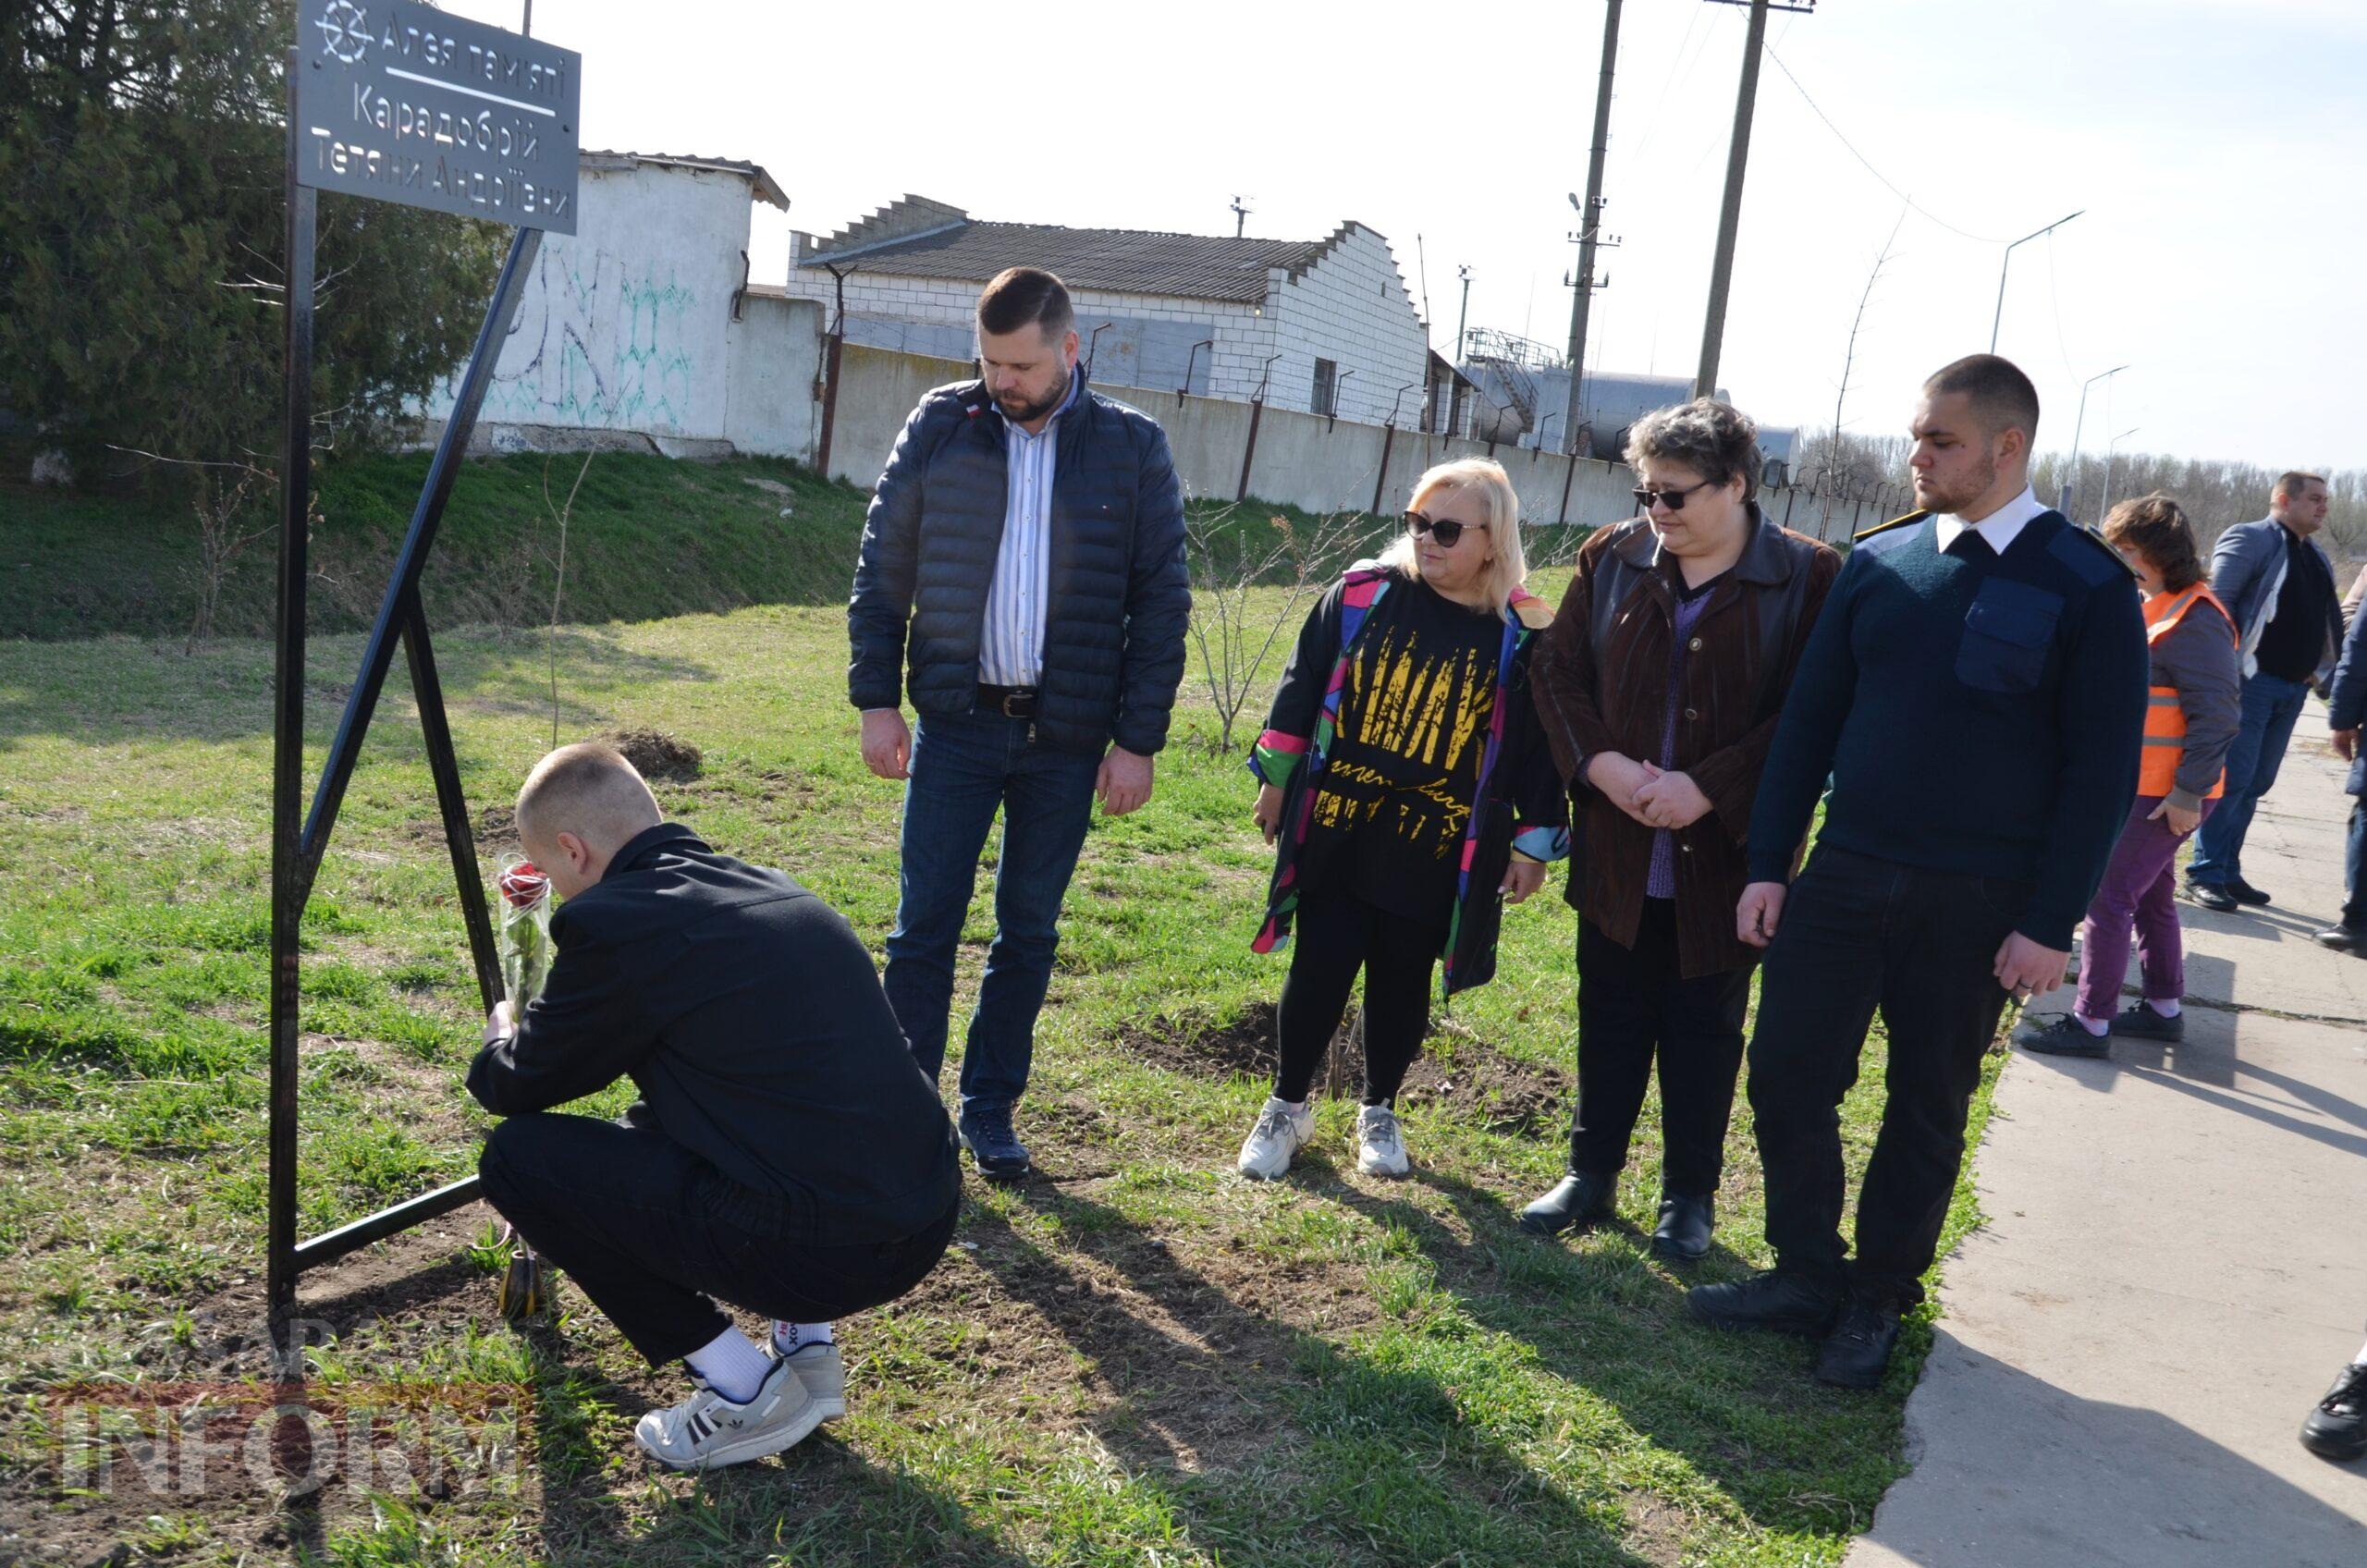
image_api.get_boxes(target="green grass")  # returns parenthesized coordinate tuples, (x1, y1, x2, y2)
(0, 497, 1997, 1565)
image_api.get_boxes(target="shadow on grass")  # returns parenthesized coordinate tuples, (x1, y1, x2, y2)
(0, 624, 718, 749)
(1322, 1164, 1917, 1540)
(982, 1182, 1661, 1568)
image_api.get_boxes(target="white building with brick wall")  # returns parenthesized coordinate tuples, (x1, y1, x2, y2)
(774, 195, 1448, 431)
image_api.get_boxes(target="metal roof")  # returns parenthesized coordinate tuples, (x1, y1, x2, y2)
(798, 196, 1378, 305)
(582, 150, 790, 211)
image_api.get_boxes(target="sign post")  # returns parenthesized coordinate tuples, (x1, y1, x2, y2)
(267, 2, 580, 1321)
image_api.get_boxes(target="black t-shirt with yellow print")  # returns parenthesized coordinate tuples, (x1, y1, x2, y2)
(1302, 578, 1503, 925)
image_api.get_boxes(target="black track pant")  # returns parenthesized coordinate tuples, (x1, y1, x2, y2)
(1272, 889, 1442, 1107)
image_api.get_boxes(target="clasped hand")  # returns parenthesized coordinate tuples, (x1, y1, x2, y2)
(1586, 752, 1711, 831)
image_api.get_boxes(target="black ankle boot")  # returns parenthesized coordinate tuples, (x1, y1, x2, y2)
(1686, 1268, 1842, 1337)
(1650, 1193, 1714, 1261)
(1518, 1170, 1617, 1236)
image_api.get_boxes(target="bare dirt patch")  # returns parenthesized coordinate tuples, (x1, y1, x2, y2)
(602, 728, 701, 783)
(1120, 1002, 1572, 1136)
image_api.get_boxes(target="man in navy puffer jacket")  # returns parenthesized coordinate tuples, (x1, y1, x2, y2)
(848, 266, 1190, 1179)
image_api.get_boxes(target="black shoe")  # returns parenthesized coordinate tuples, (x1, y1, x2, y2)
(2228, 876, 2273, 908)
(2300, 1362, 2367, 1462)
(2109, 1002, 2185, 1043)
(957, 1106, 1032, 1182)
(1518, 1170, 1617, 1236)
(1686, 1268, 1842, 1338)
(2013, 1014, 2111, 1059)
(1650, 1193, 1714, 1261)
(2314, 925, 2367, 954)
(1813, 1300, 1904, 1390)
(2182, 876, 2238, 913)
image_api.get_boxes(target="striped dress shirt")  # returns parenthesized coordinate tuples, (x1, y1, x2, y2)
(977, 372, 1083, 687)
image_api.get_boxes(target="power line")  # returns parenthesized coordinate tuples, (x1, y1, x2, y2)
(1760, 41, 2013, 244)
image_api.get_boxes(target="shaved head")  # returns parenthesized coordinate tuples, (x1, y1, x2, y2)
(515, 743, 661, 891)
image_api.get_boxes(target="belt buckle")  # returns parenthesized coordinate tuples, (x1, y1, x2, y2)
(1000, 689, 1034, 718)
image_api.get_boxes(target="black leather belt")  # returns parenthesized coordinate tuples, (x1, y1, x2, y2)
(977, 683, 1038, 718)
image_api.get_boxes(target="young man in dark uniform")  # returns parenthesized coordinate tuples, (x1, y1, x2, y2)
(1688, 356, 2149, 1388)
(470, 743, 961, 1470)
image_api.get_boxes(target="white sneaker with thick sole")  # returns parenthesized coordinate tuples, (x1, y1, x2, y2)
(774, 1341, 846, 1421)
(1236, 1096, 1315, 1180)
(1356, 1104, 1410, 1178)
(633, 1354, 822, 1471)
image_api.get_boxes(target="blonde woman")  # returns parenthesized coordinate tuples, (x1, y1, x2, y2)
(1235, 459, 1568, 1180)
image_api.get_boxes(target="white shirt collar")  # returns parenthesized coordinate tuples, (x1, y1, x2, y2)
(1932, 485, 2048, 557)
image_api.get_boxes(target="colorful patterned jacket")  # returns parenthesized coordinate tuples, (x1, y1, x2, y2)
(1247, 563, 1570, 998)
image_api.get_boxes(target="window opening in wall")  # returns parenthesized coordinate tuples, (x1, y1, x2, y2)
(1313, 358, 1338, 417)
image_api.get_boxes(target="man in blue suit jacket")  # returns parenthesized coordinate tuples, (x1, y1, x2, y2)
(2315, 593, 2367, 950)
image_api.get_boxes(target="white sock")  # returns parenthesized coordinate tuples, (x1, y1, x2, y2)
(772, 1320, 834, 1355)
(2072, 1013, 2110, 1036)
(2148, 998, 2181, 1018)
(684, 1327, 772, 1403)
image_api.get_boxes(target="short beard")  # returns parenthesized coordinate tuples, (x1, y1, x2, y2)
(997, 365, 1072, 425)
(1922, 453, 1998, 516)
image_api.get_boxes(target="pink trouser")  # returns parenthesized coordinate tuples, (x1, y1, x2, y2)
(2075, 795, 2218, 1023)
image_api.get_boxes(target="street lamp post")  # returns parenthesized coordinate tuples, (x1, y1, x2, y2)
(1990, 210, 2083, 354)
(2098, 426, 2141, 520)
(2062, 363, 2128, 521)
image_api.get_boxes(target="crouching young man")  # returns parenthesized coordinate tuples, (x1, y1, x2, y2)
(467, 742, 962, 1470)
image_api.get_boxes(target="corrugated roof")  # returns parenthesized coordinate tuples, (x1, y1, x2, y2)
(583, 150, 789, 211)
(799, 196, 1380, 305)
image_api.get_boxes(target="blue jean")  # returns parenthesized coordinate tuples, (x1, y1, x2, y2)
(882, 709, 1100, 1117)
(2189, 672, 2309, 885)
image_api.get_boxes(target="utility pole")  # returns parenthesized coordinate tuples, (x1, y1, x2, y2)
(1455, 265, 1473, 360)
(2098, 426, 2140, 519)
(1231, 195, 1252, 239)
(1989, 210, 2080, 353)
(1561, 0, 1623, 456)
(2062, 362, 2128, 520)
(1695, 0, 1813, 399)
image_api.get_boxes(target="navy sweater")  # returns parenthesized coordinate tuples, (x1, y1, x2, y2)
(1746, 510, 2149, 950)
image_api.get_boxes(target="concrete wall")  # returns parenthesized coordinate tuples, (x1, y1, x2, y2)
(723, 293, 824, 461)
(424, 162, 753, 441)
(824, 345, 1895, 545)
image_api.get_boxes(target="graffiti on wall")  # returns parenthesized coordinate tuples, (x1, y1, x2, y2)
(466, 248, 703, 432)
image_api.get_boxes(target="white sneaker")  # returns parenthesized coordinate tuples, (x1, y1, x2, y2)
(633, 1354, 822, 1471)
(772, 1340, 846, 1421)
(1356, 1105, 1410, 1178)
(1236, 1096, 1315, 1180)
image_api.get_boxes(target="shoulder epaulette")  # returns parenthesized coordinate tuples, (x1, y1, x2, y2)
(1854, 509, 1929, 542)
(2047, 520, 2139, 583)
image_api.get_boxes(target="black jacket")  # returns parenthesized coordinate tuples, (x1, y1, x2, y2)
(847, 371, 1192, 756)
(466, 824, 959, 1247)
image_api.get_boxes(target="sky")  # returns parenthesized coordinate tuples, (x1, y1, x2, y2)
(430, 0, 2367, 472)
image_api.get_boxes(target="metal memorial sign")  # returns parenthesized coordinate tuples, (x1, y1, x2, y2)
(294, 0, 580, 234)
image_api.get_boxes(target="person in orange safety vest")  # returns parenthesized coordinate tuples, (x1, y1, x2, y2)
(2017, 495, 2241, 1059)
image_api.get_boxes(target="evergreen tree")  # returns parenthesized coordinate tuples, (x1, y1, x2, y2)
(0, 1, 505, 487)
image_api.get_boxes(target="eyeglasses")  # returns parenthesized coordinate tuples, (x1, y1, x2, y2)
(1406, 510, 1487, 547)
(1632, 478, 1718, 513)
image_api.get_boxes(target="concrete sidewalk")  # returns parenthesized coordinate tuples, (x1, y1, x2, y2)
(1848, 708, 2367, 1567)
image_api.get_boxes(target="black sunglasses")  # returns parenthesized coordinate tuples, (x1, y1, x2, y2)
(1632, 478, 1718, 512)
(1406, 510, 1488, 547)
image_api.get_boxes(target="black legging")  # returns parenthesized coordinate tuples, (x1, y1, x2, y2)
(1273, 889, 1442, 1106)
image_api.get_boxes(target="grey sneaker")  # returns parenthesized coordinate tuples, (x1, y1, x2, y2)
(633, 1354, 821, 1471)
(772, 1340, 845, 1421)
(1355, 1104, 1410, 1178)
(1237, 1096, 1314, 1180)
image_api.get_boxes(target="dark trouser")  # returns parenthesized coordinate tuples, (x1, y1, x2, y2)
(2189, 670, 2308, 885)
(1747, 846, 2030, 1308)
(882, 708, 1100, 1117)
(1571, 898, 1754, 1197)
(477, 1113, 958, 1366)
(2073, 795, 2216, 1023)
(1272, 889, 1441, 1107)
(2346, 794, 2367, 929)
